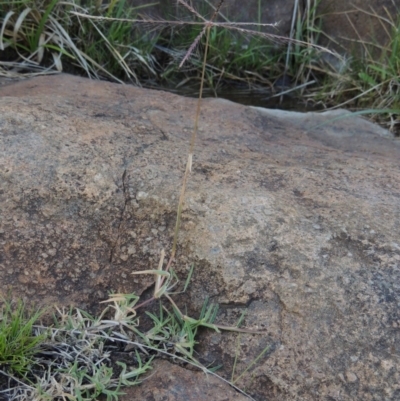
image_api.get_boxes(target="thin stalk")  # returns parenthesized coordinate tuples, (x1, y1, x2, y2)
(231, 334, 241, 382)
(282, 0, 299, 104)
(232, 344, 271, 385)
(33, 0, 59, 51)
(171, 24, 211, 258)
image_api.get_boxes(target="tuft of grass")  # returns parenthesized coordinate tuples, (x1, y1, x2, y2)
(0, 0, 158, 82)
(1, 0, 335, 89)
(0, 299, 45, 380)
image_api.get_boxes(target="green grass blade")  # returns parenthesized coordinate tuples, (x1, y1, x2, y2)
(33, 0, 59, 51)
(232, 344, 271, 385)
(183, 263, 195, 292)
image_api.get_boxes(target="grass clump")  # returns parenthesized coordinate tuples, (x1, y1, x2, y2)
(0, 296, 154, 400)
(0, 0, 330, 89)
(0, 0, 158, 82)
(0, 300, 45, 379)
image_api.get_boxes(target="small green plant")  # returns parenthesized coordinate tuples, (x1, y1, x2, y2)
(0, 299, 45, 379)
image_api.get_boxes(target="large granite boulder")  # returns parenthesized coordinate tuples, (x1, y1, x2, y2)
(0, 74, 399, 400)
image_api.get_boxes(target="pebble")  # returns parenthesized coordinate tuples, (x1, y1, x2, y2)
(346, 371, 357, 383)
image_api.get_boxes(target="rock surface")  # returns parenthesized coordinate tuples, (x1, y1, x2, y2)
(1, 74, 400, 400)
(121, 359, 249, 401)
